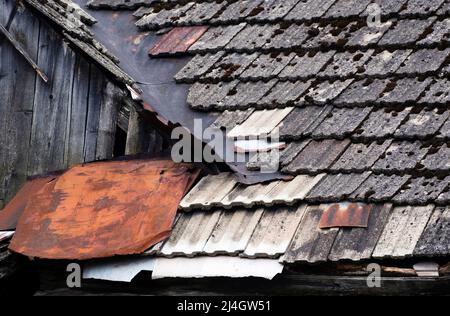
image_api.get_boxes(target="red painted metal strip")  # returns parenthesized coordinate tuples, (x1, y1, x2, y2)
(149, 26, 208, 56)
(9, 159, 199, 260)
(319, 203, 372, 229)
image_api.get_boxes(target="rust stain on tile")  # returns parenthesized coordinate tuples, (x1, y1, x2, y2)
(319, 203, 372, 229)
(9, 159, 198, 260)
(149, 26, 209, 56)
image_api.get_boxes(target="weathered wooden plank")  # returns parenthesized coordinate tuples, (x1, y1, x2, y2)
(0, 0, 16, 26)
(83, 65, 104, 163)
(2, 6, 40, 203)
(328, 204, 392, 261)
(373, 205, 435, 259)
(66, 55, 90, 167)
(414, 207, 450, 257)
(282, 206, 340, 263)
(95, 81, 123, 160)
(28, 25, 75, 176)
(125, 106, 149, 155)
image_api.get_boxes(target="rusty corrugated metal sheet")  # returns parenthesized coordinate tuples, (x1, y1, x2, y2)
(0, 175, 59, 231)
(319, 203, 372, 229)
(9, 159, 198, 260)
(149, 26, 209, 56)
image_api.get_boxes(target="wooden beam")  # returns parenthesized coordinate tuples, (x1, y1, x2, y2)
(0, 22, 48, 82)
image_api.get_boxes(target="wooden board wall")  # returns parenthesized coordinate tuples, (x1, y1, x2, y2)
(0, 1, 122, 208)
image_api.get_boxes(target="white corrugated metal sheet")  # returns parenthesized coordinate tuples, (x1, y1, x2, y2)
(83, 257, 156, 282)
(152, 256, 284, 280)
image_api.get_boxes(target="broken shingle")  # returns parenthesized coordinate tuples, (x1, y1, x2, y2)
(306, 173, 372, 203)
(240, 52, 296, 81)
(301, 79, 354, 105)
(414, 207, 450, 256)
(202, 52, 259, 81)
(372, 141, 430, 172)
(421, 144, 450, 170)
(320, 50, 374, 79)
(394, 108, 450, 138)
(279, 51, 336, 81)
(220, 80, 278, 110)
(174, 52, 225, 82)
(188, 24, 246, 53)
(187, 81, 238, 110)
(310, 107, 372, 139)
(283, 140, 351, 174)
(363, 49, 412, 77)
(247, 0, 301, 22)
(331, 140, 393, 172)
(396, 48, 450, 75)
(378, 18, 436, 46)
(346, 21, 393, 47)
(393, 176, 450, 204)
(400, 0, 446, 16)
(258, 80, 312, 107)
(225, 24, 279, 52)
(419, 78, 450, 104)
(325, 0, 372, 18)
(285, 0, 337, 21)
(264, 23, 311, 50)
(377, 77, 433, 104)
(354, 107, 412, 139)
(280, 106, 332, 139)
(418, 18, 450, 45)
(350, 174, 411, 202)
(334, 78, 389, 106)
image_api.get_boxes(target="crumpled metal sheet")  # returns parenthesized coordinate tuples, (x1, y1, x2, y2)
(0, 174, 59, 231)
(319, 203, 372, 229)
(9, 159, 199, 260)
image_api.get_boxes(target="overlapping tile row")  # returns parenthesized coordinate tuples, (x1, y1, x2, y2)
(180, 172, 450, 208)
(177, 48, 450, 84)
(133, 0, 450, 31)
(185, 76, 450, 110)
(153, 202, 449, 262)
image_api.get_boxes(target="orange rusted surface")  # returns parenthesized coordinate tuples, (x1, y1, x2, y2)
(0, 175, 59, 231)
(9, 159, 198, 260)
(319, 203, 372, 229)
(149, 26, 208, 56)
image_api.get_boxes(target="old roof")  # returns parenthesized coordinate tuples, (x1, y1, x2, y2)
(8, 0, 450, 269)
(8, 159, 199, 260)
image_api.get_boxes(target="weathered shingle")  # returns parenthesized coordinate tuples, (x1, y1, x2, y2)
(394, 108, 450, 138)
(189, 24, 246, 53)
(414, 207, 450, 256)
(282, 206, 340, 263)
(220, 80, 278, 110)
(279, 51, 335, 81)
(203, 52, 259, 81)
(377, 77, 432, 104)
(363, 49, 412, 77)
(418, 18, 450, 45)
(246, 0, 301, 22)
(320, 50, 374, 78)
(258, 80, 312, 107)
(355, 107, 412, 139)
(419, 78, 450, 104)
(225, 24, 279, 52)
(283, 140, 350, 174)
(334, 78, 389, 106)
(330, 140, 392, 172)
(240, 52, 296, 81)
(279, 106, 332, 139)
(350, 174, 411, 202)
(399, 0, 446, 16)
(421, 144, 450, 170)
(187, 81, 238, 110)
(325, 0, 372, 18)
(211, 0, 263, 23)
(393, 176, 450, 204)
(378, 18, 436, 46)
(372, 141, 430, 172)
(175, 52, 225, 82)
(329, 204, 392, 261)
(372, 205, 435, 258)
(310, 107, 372, 138)
(302, 79, 354, 105)
(396, 48, 450, 75)
(265, 23, 311, 50)
(285, 0, 337, 21)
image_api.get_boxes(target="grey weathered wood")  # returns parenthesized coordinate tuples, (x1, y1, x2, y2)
(282, 206, 340, 263)
(95, 81, 123, 160)
(125, 106, 149, 155)
(66, 55, 90, 167)
(83, 65, 104, 163)
(28, 25, 75, 176)
(329, 204, 393, 261)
